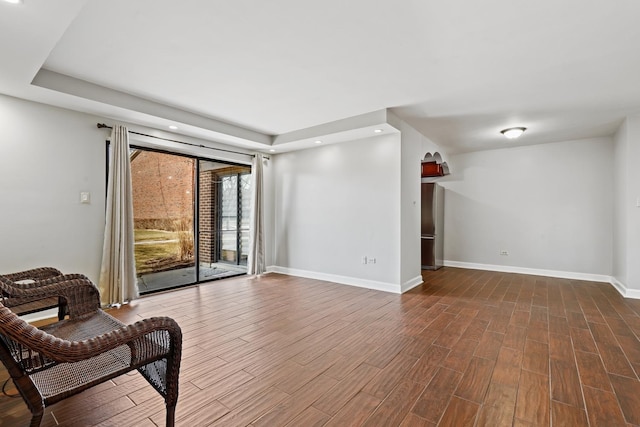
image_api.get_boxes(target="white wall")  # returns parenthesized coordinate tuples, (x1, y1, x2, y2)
(612, 115, 640, 296)
(270, 134, 402, 292)
(442, 137, 613, 278)
(613, 120, 629, 288)
(399, 122, 423, 290)
(626, 117, 640, 291)
(0, 94, 106, 282)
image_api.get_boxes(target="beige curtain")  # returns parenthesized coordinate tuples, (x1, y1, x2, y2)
(99, 125, 138, 306)
(247, 153, 265, 275)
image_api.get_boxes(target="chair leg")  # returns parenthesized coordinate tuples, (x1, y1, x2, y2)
(16, 378, 44, 427)
(30, 411, 43, 427)
(166, 404, 176, 427)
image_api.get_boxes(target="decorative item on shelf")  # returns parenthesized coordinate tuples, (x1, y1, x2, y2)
(421, 162, 443, 177)
(421, 152, 449, 178)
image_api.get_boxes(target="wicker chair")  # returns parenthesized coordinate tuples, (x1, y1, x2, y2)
(0, 276, 182, 427)
(0, 267, 86, 320)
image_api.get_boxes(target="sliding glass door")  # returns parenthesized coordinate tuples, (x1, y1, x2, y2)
(130, 149, 250, 293)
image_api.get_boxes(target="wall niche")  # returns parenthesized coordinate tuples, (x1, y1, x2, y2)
(421, 151, 449, 178)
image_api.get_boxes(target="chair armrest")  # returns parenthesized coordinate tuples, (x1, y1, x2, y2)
(1, 267, 63, 282)
(48, 316, 182, 364)
(1, 277, 100, 318)
(0, 306, 181, 365)
(7, 273, 89, 290)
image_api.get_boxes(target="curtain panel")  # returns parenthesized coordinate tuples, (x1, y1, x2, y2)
(99, 125, 138, 306)
(247, 153, 265, 275)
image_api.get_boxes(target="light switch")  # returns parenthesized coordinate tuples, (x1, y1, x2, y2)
(80, 192, 91, 204)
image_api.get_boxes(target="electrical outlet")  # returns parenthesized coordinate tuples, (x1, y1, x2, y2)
(500, 250, 509, 256)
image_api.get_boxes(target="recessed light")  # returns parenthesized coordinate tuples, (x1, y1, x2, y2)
(500, 127, 527, 139)
(314, 140, 322, 144)
(269, 149, 276, 152)
(3, 0, 23, 4)
(374, 129, 383, 133)
(168, 125, 178, 130)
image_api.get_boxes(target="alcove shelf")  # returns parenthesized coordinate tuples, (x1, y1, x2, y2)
(421, 152, 449, 178)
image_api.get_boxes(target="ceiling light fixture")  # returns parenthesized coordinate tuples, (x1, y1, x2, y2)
(374, 129, 383, 133)
(3, 0, 23, 4)
(168, 125, 178, 130)
(500, 127, 527, 139)
(269, 149, 276, 152)
(314, 140, 322, 144)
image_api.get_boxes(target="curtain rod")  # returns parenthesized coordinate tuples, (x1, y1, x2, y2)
(96, 123, 269, 159)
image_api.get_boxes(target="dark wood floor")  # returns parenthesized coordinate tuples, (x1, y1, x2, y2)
(3, 267, 640, 426)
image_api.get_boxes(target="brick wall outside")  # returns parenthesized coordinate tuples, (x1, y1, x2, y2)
(198, 169, 218, 264)
(131, 151, 195, 229)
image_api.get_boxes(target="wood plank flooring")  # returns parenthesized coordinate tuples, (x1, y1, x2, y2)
(3, 267, 640, 426)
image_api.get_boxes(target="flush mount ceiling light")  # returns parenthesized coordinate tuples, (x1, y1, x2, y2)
(168, 125, 178, 130)
(3, 0, 23, 3)
(374, 129, 383, 133)
(500, 127, 527, 139)
(314, 140, 322, 144)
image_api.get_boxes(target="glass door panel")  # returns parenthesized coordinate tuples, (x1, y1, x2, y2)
(221, 174, 239, 264)
(130, 150, 196, 293)
(198, 160, 251, 280)
(239, 173, 251, 265)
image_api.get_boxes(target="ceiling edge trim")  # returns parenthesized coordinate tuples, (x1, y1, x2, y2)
(31, 68, 272, 146)
(272, 109, 401, 147)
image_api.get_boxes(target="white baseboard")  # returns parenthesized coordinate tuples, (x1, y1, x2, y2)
(610, 277, 640, 299)
(267, 265, 402, 294)
(402, 275, 424, 293)
(265, 263, 640, 300)
(443, 260, 611, 283)
(444, 260, 640, 300)
(610, 277, 626, 296)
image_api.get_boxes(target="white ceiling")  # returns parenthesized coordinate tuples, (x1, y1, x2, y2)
(2, 0, 640, 154)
